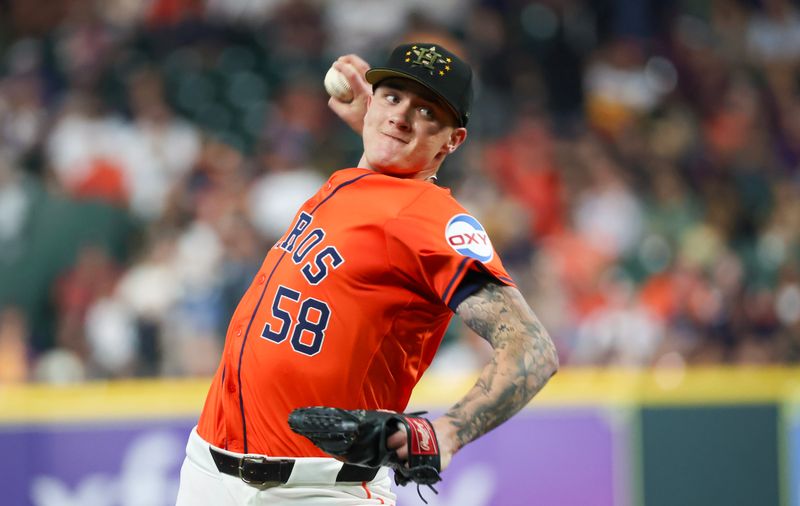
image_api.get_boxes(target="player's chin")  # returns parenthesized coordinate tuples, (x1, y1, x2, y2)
(368, 154, 418, 177)
(372, 162, 421, 178)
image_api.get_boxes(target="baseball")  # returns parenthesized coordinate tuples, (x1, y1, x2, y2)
(324, 66, 353, 103)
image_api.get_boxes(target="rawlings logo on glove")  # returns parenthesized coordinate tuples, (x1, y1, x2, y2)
(408, 417, 437, 454)
(288, 407, 442, 491)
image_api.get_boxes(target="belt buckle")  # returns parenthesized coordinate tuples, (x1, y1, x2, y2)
(238, 456, 279, 488)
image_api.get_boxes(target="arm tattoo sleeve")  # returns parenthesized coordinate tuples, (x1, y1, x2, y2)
(447, 282, 558, 450)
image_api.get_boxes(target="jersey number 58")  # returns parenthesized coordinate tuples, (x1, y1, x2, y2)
(260, 285, 330, 356)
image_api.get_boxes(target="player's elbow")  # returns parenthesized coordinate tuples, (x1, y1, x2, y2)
(548, 343, 560, 378)
(541, 334, 559, 379)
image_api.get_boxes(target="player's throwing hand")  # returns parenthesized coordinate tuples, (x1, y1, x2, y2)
(328, 54, 372, 134)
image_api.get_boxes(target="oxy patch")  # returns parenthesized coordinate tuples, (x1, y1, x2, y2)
(445, 214, 493, 262)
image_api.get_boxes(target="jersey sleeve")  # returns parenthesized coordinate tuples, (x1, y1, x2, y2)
(384, 188, 515, 309)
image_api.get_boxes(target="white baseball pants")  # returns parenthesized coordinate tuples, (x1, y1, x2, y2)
(175, 427, 396, 505)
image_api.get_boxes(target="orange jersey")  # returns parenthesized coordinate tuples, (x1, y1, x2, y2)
(197, 168, 515, 457)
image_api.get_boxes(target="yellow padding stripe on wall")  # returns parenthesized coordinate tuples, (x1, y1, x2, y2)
(0, 378, 208, 424)
(410, 366, 800, 407)
(1, 367, 799, 424)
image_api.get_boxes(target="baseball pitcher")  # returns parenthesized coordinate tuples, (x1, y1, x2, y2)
(175, 42, 558, 506)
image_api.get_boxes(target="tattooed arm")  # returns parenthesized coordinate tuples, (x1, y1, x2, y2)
(389, 281, 558, 469)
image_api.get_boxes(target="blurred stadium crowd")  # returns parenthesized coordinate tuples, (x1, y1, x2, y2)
(1, 0, 799, 383)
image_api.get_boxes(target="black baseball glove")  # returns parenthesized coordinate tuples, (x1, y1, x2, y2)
(288, 407, 442, 488)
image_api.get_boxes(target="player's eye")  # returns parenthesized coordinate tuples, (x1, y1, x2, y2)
(419, 107, 434, 119)
(385, 93, 399, 104)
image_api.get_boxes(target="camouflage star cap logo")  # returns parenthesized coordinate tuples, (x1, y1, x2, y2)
(365, 42, 472, 126)
(404, 45, 452, 77)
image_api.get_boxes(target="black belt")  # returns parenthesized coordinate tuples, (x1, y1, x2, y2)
(209, 447, 380, 486)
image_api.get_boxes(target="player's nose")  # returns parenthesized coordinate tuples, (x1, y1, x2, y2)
(388, 104, 412, 131)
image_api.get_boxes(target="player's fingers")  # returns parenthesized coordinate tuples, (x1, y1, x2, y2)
(333, 60, 371, 95)
(342, 54, 371, 76)
(386, 430, 405, 449)
(386, 424, 408, 460)
(327, 96, 348, 113)
(337, 54, 370, 74)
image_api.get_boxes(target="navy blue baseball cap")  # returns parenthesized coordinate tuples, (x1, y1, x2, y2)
(366, 43, 473, 127)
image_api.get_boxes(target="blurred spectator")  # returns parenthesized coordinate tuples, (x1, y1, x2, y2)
(775, 265, 800, 361)
(85, 293, 139, 377)
(123, 66, 201, 220)
(98, 0, 149, 28)
(111, 232, 182, 376)
(215, 215, 263, 338)
(746, 0, 800, 65)
(484, 111, 566, 239)
(53, 0, 121, 90)
(0, 149, 28, 256)
(162, 217, 225, 376)
(268, 1, 326, 62)
(46, 67, 201, 220)
(572, 135, 644, 259)
(0, 39, 47, 162)
(0, 307, 29, 383)
(710, 0, 750, 65)
(572, 273, 664, 366)
(146, 0, 206, 27)
(323, 0, 428, 56)
(246, 80, 330, 239)
(1, 0, 800, 382)
(46, 91, 131, 207)
(584, 37, 672, 138)
(53, 245, 119, 364)
(642, 164, 702, 254)
(247, 151, 326, 241)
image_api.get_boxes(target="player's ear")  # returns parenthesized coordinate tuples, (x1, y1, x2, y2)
(442, 127, 467, 155)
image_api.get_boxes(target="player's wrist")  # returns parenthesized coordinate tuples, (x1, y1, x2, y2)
(431, 417, 459, 470)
